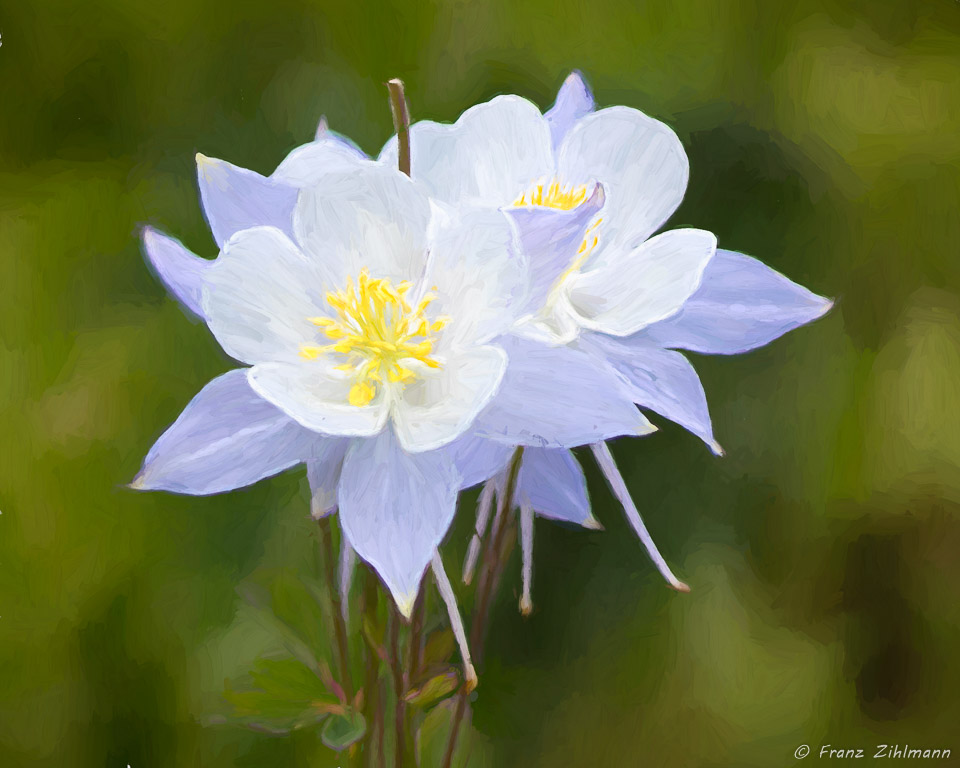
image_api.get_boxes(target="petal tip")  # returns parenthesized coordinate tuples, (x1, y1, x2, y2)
(315, 115, 329, 139)
(394, 589, 418, 619)
(672, 580, 691, 594)
(128, 471, 148, 491)
(709, 440, 725, 457)
(519, 596, 533, 616)
(464, 664, 479, 693)
(582, 516, 604, 531)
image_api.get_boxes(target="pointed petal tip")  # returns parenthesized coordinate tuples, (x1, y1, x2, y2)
(671, 580, 691, 594)
(709, 440, 725, 457)
(394, 589, 418, 620)
(519, 596, 533, 616)
(315, 115, 329, 139)
(464, 664, 478, 693)
(128, 472, 148, 491)
(462, 572, 474, 587)
(582, 516, 604, 531)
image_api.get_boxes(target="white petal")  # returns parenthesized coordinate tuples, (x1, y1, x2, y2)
(203, 227, 329, 364)
(249, 360, 389, 437)
(566, 228, 717, 337)
(557, 106, 689, 262)
(273, 135, 372, 187)
(393, 345, 508, 453)
(294, 165, 431, 285)
(379, 95, 554, 207)
(425, 203, 527, 348)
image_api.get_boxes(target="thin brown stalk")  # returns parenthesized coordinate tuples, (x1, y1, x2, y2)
(441, 447, 524, 768)
(318, 517, 353, 697)
(386, 79, 411, 177)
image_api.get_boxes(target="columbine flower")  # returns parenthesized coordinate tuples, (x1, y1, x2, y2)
(381, 73, 833, 604)
(136, 147, 528, 615)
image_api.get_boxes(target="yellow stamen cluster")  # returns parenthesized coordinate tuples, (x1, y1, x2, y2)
(300, 269, 448, 407)
(513, 178, 590, 210)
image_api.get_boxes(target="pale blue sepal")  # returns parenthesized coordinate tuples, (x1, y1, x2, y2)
(475, 336, 656, 448)
(131, 369, 320, 495)
(306, 440, 350, 518)
(141, 227, 211, 319)
(579, 332, 722, 455)
(517, 447, 595, 526)
(337, 428, 460, 617)
(641, 249, 834, 355)
(196, 153, 298, 246)
(544, 71, 595, 151)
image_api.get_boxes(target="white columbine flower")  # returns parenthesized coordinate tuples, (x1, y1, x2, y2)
(135, 156, 529, 615)
(381, 73, 833, 607)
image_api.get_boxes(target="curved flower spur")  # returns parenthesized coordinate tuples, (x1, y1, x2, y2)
(381, 73, 833, 612)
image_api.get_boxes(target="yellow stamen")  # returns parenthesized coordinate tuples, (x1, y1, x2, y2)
(513, 178, 591, 210)
(299, 268, 446, 406)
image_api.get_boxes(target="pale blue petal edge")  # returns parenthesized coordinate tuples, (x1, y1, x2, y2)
(132, 369, 321, 495)
(141, 227, 211, 319)
(544, 71, 595, 151)
(640, 249, 834, 355)
(337, 429, 460, 616)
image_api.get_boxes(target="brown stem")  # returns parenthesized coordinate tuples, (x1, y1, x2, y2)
(406, 586, 427, 687)
(387, 79, 411, 177)
(441, 447, 524, 768)
(318, 517, 353, 697)
(362, 569, 383, 768)
(387, 607, 406, 768)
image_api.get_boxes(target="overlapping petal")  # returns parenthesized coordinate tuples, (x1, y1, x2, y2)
(425, 204, 527, 347)
(249, 359, 390, 437)
(203, 226, 329, 365)
(475, 336, 655, 447)
(294, 165, 431, 286)
(197, 154, 299, 246)
(141, 227, 211, 319)
(566, 228, 716, 337)
(517, 448, 593, 526)
(393, 345, 508, 453)
(379, 95, 554, 207)
(580, 332, 720, 453)
(132, 370, 318, 495)
(641, 249, 834, 354)
(557, 106, 689, 258)
(338, 428, 460, 616)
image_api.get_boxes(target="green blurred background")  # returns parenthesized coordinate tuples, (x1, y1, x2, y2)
(2, 0, 960, 765)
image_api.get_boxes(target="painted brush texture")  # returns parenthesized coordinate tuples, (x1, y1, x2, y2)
(3, 1, 960, 766)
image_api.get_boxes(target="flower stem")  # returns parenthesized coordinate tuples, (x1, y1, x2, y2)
(362, 569, 384, 768)
(387, 79, 411, 177)
(318, 517, 354, 696)
(441, 447, 524, 768)
(387, 606, 406, 768)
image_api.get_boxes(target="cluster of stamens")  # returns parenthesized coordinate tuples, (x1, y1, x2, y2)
(513, 178, 591, 210)
(300, 269, 448, 407)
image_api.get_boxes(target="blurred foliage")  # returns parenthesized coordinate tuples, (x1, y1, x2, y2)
(2, 0, 960, 765)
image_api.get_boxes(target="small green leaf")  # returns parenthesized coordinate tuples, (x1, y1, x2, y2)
(404, 669, 460, 708)
(421, 628, 456, 666)
(222, 656, 340, 734)
(320, 708, 367, 751)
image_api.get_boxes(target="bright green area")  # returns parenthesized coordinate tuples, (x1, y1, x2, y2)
(2, 0, 960, 765)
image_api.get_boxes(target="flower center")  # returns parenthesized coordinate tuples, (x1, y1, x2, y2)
(513, 177, 590, 210)
(300, 269, 448, 407)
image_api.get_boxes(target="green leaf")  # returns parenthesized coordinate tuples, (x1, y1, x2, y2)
(404, 669, 460, 708)
(417, 699, 493, 767)
(421, 627, 456, 666)
(222, 656, 340, 734)
(320, 708, 367, 751)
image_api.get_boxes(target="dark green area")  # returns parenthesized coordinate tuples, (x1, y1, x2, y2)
(2, 0, 959, 765)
